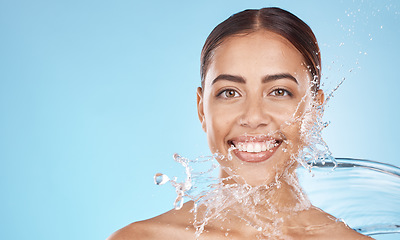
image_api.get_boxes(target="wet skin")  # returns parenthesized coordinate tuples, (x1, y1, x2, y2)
(107, 30, 373, 240)
(197, 30, 322, 186)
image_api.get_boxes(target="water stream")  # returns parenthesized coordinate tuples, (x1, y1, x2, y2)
(298, 158, 400, 239)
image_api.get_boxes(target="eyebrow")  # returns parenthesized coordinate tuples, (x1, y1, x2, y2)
(211, 73, 298, 85)
(263, 73, 298, 84)
(211, 74, 246, 85)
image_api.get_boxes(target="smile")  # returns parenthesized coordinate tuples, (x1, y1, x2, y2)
(235, 141, 276, 152)
(228, 135, 283, 163)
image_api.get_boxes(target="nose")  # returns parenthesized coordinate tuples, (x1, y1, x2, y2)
(239, 96, 271, 129)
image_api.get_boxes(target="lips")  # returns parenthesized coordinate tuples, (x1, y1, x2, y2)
(235, 141, 275, 152)
(228, 135, 282, 163)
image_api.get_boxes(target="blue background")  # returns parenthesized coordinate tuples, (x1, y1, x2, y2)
(0, 0, 399, 239)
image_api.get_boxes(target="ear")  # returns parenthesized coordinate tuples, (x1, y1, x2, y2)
(197, 87, 207, 132)
(315, 89, 325, 106)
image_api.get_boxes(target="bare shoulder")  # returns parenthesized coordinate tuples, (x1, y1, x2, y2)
(301, 206, 374, 240)
(107, 221, 157, 240)
(107, 202, 196, 240)
(327, 221, 374, 240)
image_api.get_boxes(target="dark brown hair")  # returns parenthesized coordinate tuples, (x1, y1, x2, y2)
(200, 7, 321, 92)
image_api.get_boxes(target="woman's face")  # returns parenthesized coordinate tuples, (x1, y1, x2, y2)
(197, 30, 322, 186)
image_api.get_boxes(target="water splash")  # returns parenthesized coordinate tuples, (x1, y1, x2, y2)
(153, 153, 195, 210)
(153, 84, 344, 238)
(154, 173, 169, 185)
(298, 158, 400, 236)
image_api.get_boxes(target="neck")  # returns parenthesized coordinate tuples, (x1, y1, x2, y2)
(227, 170, 310, 217)
(218, 163, 310, 213)
(193, 168, 311, 233)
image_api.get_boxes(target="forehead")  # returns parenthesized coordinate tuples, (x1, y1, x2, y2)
(205, 30, 309, 87)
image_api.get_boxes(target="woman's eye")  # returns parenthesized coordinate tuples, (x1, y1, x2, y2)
(218, 89, 240, 98)
(270, 88, 292, 97)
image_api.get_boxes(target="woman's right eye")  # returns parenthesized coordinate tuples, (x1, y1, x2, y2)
(217, 89, 240, 98)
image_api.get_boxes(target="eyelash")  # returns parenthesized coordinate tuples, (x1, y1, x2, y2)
(216, 89, 241, 98)
(216, 88, 293, 99)
(269, 88, 293, 97)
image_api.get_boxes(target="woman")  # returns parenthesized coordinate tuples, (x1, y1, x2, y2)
(109, 7, 372, 239)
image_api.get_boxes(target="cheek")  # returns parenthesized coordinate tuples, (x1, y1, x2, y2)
(279, 105, 314, 154)
(278, 96, 312, 125)
(271, 100, 306, 135)
(204, 109, 228, 151)
(205, 101, 237, 131)
(264, 97, 309, 124)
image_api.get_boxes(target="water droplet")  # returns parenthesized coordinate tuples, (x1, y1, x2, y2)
(336, 218, 345, 223)
(174, 194, 184, 210)
(154, 173, 169, 185)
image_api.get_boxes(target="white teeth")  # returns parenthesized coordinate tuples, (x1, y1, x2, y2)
(261, 144, 267, 151)
(247, 144, 254, 152)
(254, 143, 261, 152)
(235, 141, 278, 153)
(238, 143, 243, 151)
(242, 143, 247, 152)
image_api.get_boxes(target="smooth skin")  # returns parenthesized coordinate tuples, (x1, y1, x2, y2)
(108, 30, 373, 240)
(198, 30, 317, 186)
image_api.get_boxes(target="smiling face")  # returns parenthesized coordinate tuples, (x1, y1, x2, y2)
(197, 30, 323, 186)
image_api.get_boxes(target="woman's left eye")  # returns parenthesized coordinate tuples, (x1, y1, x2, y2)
(218, 89, 241, 98)
(269, 88, 292, 97)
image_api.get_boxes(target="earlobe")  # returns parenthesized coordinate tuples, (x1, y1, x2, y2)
(316, 89, 325, 106)
(197, 87, 207, 132)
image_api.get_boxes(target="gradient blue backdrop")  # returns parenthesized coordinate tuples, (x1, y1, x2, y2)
(1, 0, 399, 239)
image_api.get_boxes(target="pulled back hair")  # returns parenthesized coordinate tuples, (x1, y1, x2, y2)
(200, 7, 321, 92)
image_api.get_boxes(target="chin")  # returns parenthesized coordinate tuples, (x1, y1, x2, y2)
(220, 150, 297, 187)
